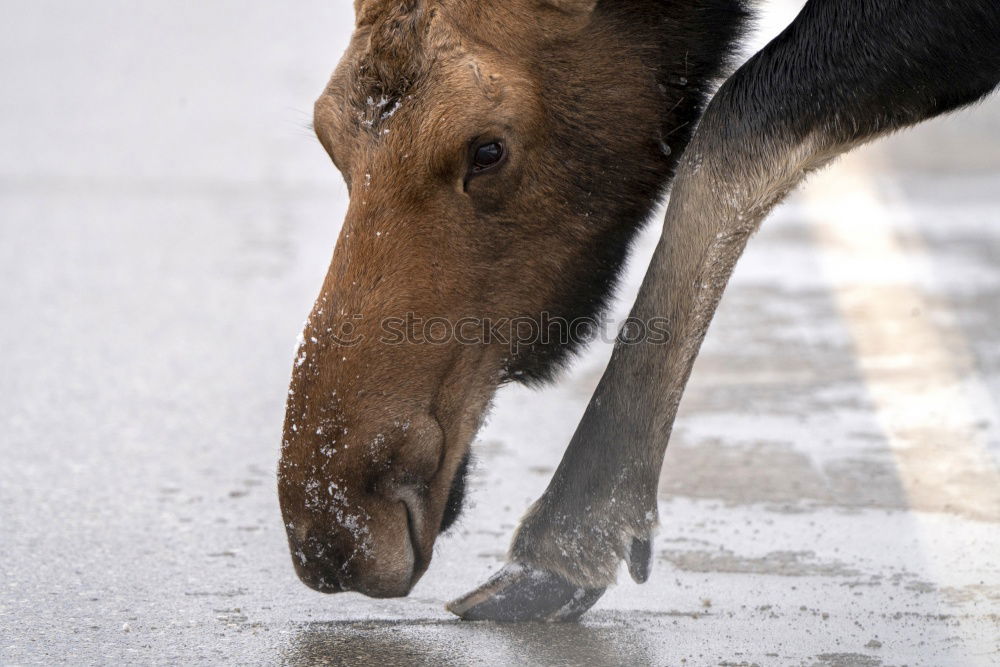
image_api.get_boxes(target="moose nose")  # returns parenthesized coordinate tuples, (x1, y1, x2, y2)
(285, 504, 418, 598)
(288, 537, 348, 594)
(295, 561, 348, 594)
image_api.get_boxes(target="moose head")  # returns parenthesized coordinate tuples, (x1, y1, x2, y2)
(278, 0, 742, 598)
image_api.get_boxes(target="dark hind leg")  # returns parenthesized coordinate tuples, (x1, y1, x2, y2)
(450, 0, 1000, 621)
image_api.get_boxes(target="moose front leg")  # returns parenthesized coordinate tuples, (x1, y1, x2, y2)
(450, 0, 1000, 622)
(449, 102, 830, 621)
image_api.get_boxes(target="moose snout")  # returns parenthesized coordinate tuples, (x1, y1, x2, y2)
(284, 497, 418, 599)
(289, 539, 349, 594)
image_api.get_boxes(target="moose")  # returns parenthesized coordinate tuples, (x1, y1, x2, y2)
(278, 0, 1000, 621)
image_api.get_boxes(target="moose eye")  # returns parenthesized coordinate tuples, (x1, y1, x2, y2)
(471, 141, 505, 172)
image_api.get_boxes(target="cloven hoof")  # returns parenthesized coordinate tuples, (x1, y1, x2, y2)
(447, 563, 606, 622)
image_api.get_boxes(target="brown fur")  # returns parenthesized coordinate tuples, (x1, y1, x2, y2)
(278, 0, 746, 597)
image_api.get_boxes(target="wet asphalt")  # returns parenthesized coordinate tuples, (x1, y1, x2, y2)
(1, 2, 998, 665)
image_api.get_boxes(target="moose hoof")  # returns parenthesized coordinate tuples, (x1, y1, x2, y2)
(446, 563, 606, 622)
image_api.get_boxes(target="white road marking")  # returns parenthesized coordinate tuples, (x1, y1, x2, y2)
(804, 150, 1000, 664)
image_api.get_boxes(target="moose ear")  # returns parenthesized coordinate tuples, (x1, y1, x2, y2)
(539, 0, 597, 16)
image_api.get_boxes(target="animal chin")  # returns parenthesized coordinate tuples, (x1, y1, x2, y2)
(440, 451, 471, 532)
